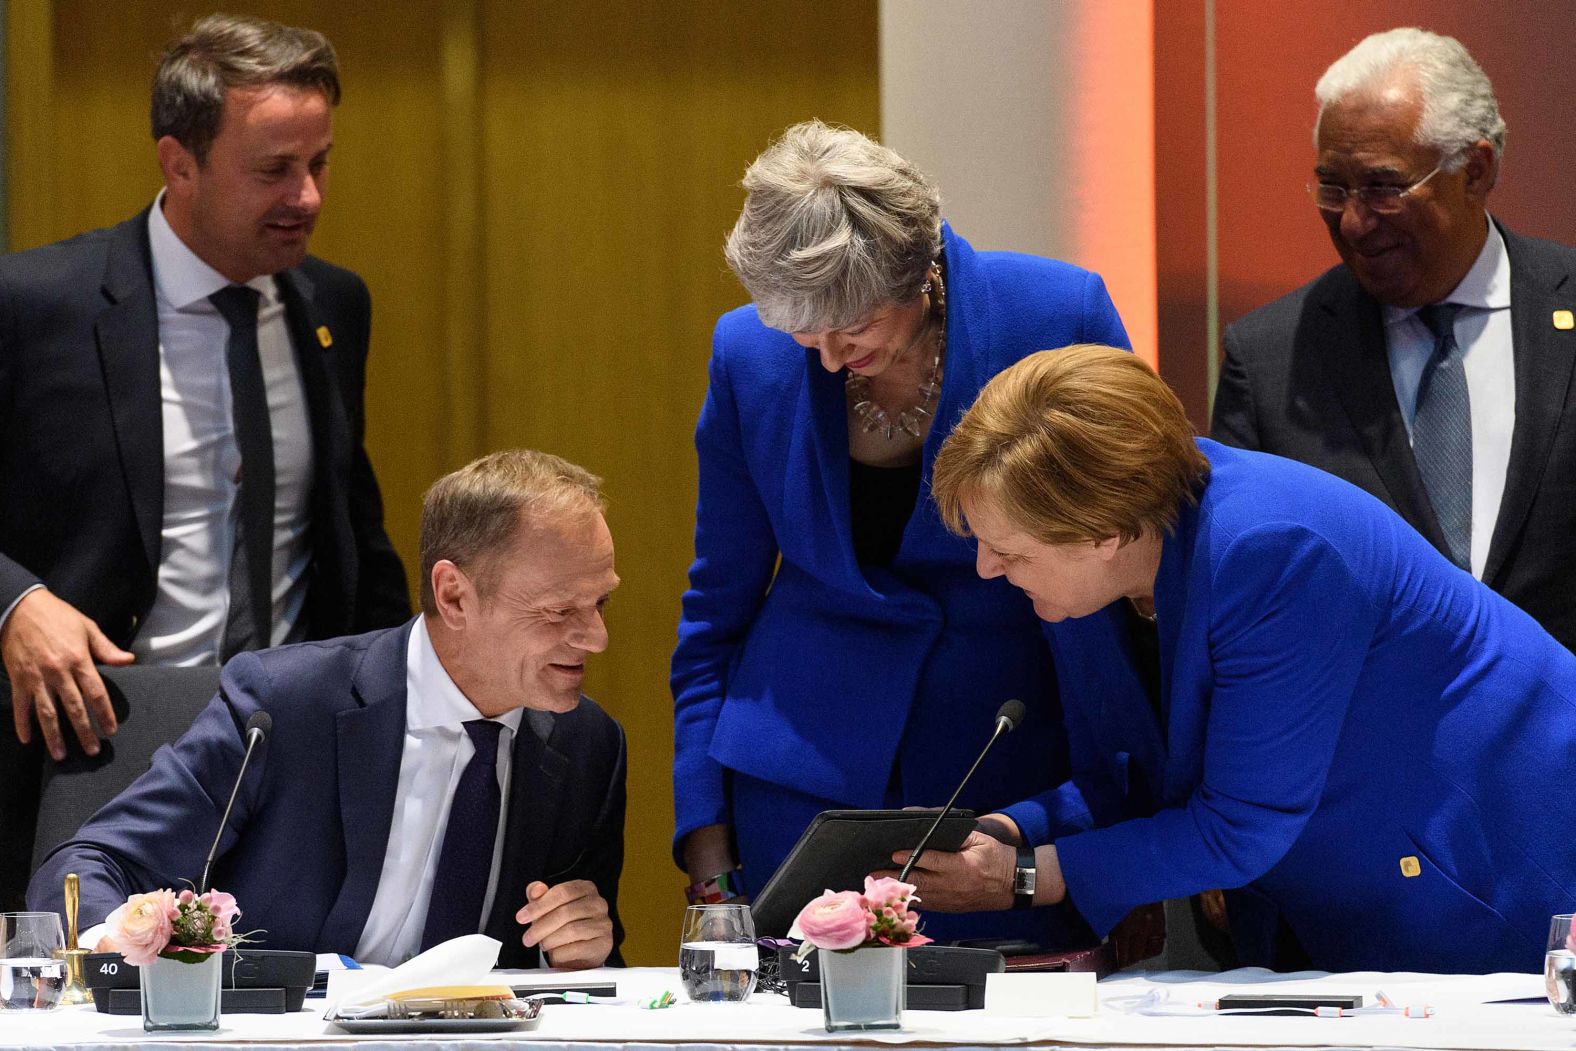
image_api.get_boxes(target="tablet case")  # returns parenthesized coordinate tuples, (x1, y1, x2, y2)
(750, 809, 978, 937)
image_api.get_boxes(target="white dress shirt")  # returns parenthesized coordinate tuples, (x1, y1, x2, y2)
(131, 193, 315, 663)
(354, 618, 522, 966)
(1384, 216, 1514, 579)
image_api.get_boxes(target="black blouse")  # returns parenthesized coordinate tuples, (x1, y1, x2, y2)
(849, 459, 921, 567)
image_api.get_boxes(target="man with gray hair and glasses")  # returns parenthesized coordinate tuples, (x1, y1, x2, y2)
(1214, 28, 1576, 654)
(0, 13, 408, 907)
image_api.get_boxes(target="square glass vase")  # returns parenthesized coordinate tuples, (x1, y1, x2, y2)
(140, 952, 222, 1032)
(819, 945, 904, 1032)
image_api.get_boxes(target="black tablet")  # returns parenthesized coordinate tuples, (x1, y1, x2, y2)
(749, 809, 978, 937)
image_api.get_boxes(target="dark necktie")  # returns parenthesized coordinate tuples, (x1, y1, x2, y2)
(210, 285, 274, 658)
(421, 719, 506, 950)
(1412, 303, 1472, 571)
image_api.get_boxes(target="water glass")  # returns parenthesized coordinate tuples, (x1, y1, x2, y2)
(679, 903, 758, 1003)
(0, 912, 66, 1011)
(1548, 914, 1576, 1014)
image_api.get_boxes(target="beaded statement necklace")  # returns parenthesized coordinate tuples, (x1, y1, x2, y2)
(846, 261, 947, 440)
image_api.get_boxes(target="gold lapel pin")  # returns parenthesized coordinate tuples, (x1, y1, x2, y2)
(1398, 856, 1421, 878)
(1554, 310, 1573, 331)
(316, 325, 333, 348)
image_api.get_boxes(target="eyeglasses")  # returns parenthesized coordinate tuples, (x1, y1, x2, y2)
(1308, 158, 1451, 215)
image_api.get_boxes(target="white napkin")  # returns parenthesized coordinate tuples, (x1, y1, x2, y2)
(335, 935, 503, 1008)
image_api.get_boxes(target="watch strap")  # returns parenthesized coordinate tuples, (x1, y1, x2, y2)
(1012, 846, 1037, 910)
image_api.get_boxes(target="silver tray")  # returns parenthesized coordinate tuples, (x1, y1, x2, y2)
(329, 1013, 542, 1035)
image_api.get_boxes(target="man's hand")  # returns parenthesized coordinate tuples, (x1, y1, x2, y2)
(516, 879, 613, 969)
(877, 830, 1017, 912)
(1, 589, 133, 760)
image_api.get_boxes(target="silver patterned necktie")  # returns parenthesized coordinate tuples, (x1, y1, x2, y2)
(1412, 302, 1472, 570)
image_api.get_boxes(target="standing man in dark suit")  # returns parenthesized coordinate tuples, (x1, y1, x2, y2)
(1214, 28, 1576, 653)
(31, 450, 624, 969)
(0, 13, 409, 908)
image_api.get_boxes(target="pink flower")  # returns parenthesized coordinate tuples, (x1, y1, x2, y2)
(863, 876, 917, 910)
(200, 890, 240, 925)
(178, 889, 195, 905)
(794, 890, 871, 950)
(103, 890, 177, 966)
(862, 876, 931, 948)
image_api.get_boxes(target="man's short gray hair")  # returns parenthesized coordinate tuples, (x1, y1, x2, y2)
(152, 12, 341, 163)
(419, 449, 606, 615)
(723, 120, 942, 334)
(1314, 27, 1506, 171)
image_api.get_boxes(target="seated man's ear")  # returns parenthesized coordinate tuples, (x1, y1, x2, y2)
(428, 560, 477, 629)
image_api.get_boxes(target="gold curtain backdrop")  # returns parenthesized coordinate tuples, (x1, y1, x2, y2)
(7, 0, 879, 966)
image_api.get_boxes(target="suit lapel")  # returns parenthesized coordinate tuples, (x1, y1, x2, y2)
(318, 623, 411, 951)
(485, 709, 571, 961)
(95, 212, 165, 576)
(1318, 275, 1451, 551)
(274, 268, 358, 622)
(1484, 226, 1576, 584)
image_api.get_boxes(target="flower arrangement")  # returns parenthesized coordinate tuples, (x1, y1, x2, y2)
(792, 876, 933, 954)
(102, 888, 243, 966)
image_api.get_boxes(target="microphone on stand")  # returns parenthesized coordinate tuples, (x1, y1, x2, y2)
(199, 710, 272, 894)
(898, 699, 1026, 883)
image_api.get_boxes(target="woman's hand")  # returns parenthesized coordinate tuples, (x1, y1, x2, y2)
(877, 831, 1017, 912)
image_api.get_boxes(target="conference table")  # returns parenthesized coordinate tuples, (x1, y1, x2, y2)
(0, 965, 1565, 1050)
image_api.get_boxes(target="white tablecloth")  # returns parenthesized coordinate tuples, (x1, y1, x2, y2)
(0, 965, 1564, 1050)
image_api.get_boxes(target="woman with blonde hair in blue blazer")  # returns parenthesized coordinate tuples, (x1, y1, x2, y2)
(911, 344, 1576, 972)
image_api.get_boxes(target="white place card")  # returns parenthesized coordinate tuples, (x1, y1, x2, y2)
(983, 971, 1098, 1017)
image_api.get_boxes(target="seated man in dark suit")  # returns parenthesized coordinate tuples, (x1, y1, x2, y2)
(1213, 27, 1576, 653)
(29, 449, 625, 969)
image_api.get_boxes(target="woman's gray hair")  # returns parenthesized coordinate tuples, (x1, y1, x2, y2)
(723, 120, 942, 333)
(1314, 27, 1505, 170)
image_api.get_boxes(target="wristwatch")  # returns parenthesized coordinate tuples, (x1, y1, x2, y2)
(1012, 846, 1037, 910)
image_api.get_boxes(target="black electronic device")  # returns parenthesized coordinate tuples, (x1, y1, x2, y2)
(84, 949, 315, 1014)
(1217, 992, 1364, 1014)
(750, 810, 977, 938)
(778, 943, 1004, 1012)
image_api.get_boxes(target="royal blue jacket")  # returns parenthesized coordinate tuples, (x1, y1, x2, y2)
(1003, 440, 1576, 972)
(672, 225, 1129, 862)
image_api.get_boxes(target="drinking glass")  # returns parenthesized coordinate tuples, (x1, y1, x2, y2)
(0, 912, 66, 1011)
(1547, 914, 1576, 1014)
(679, 903, 758, 1003)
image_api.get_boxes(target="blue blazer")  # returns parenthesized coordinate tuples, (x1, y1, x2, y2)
(1003, 440, 1576, 973)
(29, 622, 627, 967)
(672, 224, 1129, 856)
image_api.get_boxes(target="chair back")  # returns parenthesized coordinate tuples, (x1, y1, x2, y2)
(30, 665, 221, 873)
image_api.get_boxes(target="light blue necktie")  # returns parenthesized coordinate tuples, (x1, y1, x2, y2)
(1413, 303, 1472, 570)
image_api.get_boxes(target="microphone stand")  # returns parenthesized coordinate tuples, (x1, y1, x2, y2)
(898, 705, 1021, 883)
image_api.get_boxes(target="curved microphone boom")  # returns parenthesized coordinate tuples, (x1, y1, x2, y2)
(897, 700, 1025, 883)
(199, 710, 272, 894)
